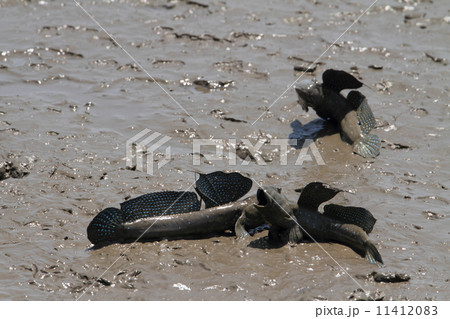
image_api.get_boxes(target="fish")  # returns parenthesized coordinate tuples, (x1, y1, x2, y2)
(87, 197, 257, 245)
(236, 183, 383, 265)
(87, 171, 256, 246)
(294, 69, 381, 158)
(87, 191, 202, 245)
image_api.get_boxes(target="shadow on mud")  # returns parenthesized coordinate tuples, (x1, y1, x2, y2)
(288, 119, 339, 149)
(247, 236, 287, 249)
(85, 232, 239, 251)
(247, 236, 377, 264)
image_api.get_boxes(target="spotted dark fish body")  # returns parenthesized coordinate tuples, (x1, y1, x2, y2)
(87, 171, 255, 246)
(295, 69, 381, 158)
(87, 196, 258, 245)
(293, 207, 382, 265)
(119, 196, 256, 242)
(237, 183, 383, 265)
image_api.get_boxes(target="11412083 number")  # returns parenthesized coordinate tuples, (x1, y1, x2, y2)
(377, 306, 438, 316)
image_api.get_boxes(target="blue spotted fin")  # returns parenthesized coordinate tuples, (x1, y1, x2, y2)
(323, 204, 377, 234)
(195, 171, 253, 208)
(347, 90, 376, 134)
(87, 207, 125, 245)
(353, 134, 381, 158)
(120, 191, 201, 222)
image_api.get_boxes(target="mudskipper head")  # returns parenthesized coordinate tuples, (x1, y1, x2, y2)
(254, 186, 293, 225)
(255, 186, 281, 208)
(294, 79, 323, 112)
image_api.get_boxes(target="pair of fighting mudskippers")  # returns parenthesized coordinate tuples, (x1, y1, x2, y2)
(87, 70, 383, 265)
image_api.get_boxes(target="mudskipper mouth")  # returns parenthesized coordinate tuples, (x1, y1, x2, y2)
(296, 89, 310, 112)
(256, 188, 268, 207)
(298, 99, 309, 112)
(294, 90, 309, 112)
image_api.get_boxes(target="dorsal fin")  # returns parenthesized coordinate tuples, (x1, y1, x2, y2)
(120, 191, 201, 221)
(297, 182, 342, 211)
(195, 171, 253, 208)
(322, 69, 363, 93)
(323, 204, 377, 234)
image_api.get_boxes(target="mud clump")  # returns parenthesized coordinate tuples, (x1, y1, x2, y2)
(372, 272, 411, 283)
(348, 288, 385, 301)
(193, 79, 234, 90)
(356, 271, 411, 283)
(0, 161, 29, 181)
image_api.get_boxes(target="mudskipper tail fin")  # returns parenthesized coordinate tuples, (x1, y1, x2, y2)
(195, 171, 252, 208)
(365, 240, 384, 266)
(347, 90, 380, 158)
(353, 134, 381, 158)
(347, 90, 376, 134)
(87, 207, 125, 245)
(323, 204, 377, 234)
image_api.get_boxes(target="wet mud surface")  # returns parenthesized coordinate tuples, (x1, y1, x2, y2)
(0, 0, 449, 300)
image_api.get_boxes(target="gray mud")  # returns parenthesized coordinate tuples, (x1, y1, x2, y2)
(0, 0, 449, 300)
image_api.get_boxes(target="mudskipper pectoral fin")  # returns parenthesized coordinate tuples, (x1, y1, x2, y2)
(365, 241, 384, 266)
(287, 225, 303, 246)
(234, 212, 251, 239)
(120, 191, 201, 222)
(268, 225, 284, 242)
(87, 207, 125, 245)
(353, 134, 381, 158)
(195, 171, 253, 208)
(323, 204, 377, 234)
(267, 224, 303, 246)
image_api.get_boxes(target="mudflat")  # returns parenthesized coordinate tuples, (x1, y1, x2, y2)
(0, 0, 448, 300)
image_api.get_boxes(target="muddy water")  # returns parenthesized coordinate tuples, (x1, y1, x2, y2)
(0, 0, 449, 300)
